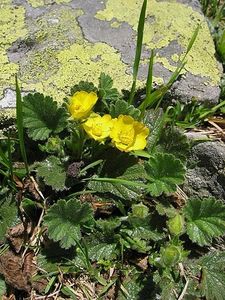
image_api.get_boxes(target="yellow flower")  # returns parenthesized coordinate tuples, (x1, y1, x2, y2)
(68, 91, 98, 120)
(83, 113, 114, 142)
(110, 115, 149, 152)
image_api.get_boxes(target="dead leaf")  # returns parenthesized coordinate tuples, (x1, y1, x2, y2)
(6, 223, 32, 253)
(0, 250, 31, 292)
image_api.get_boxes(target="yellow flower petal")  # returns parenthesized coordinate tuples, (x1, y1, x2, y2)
(83, 113, 114, 141)
(68, 91, 98, 120)
(110, 115, 149, 152)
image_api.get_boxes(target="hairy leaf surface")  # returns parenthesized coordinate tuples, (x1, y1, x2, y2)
(145, 153, 185, 196)
(44, 199, 94, 249)
(144, 108, 165, 152)
(198, 251, 225, 300)
(184, 198, 225, 246)
(36, 156, 66, 191)
(23, 93, 67, 140)
(98, 73, 121, 103)
(157, 127, 190, 161)
(70, 81, 97, 95)
(0, 197, 17, 241)
(88, 150, 146, 200)
(110, 99, 141, 119)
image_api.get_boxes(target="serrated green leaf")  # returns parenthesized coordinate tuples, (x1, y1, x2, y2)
(0, 197, 17, 241)
(189, 251, 225, 300)
(88, 150, 146, 200)
(144, 109, 165, 152)
(109, 100, 141, 119)
(88, 242, 117, 261)
(156, 199, 177, 218)
(157, 127, 190, 161)
(184, 198, 225, 246)
(70, 81, 97, 95)
(36, 156, 66, 191)
(44, 199, 94, 249)
(96, 218, 121, 235)
(126, 206, 164, 244)
(23, 93, 67, 141)
(145, 153, 185, 196)
(200, 252, 225, 300)
(118, 274, 154, 300)
(98, 73, 120, 102)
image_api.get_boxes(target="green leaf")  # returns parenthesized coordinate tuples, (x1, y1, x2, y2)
(109, 99, 141, 119)
(198, 251, 225, 300)
(126, 205, 164, 244)
(118, 274, 154, 300)
(156, 199, 177, 218)
(88, 242, 117, 262)
(88, 150, 147, 200)
(217, 30, 225, 61)
(0, 197, 18, 241)
(189, 251, 225, 300)
(23, 93, 67, 141)
(153, 272, 177, 300)
(0, 276, 6, 297)
(145, 153, 185, 196)
(98, 73, 120, 103)
(184, 198, 225, 246)
(44, 199, 94, 249)
(144, 109, 165, 153)
(157, 127, 190, 161)
(61, 286, 77, 300)
(36, 156, 66, 191)
(70, 81, 97, 95)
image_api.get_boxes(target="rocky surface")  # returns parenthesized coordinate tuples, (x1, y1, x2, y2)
(0, 0, 222, 119)
(184, 141, 225, 200)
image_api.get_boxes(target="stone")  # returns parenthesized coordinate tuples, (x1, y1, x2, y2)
(0, 0, 222, 119)
(183, 141, 225, 200)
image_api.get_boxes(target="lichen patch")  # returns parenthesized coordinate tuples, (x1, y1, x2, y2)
(96, 0, 221, 85)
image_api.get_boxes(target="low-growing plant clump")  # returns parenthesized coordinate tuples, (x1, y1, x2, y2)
(0, 0, 225, 299)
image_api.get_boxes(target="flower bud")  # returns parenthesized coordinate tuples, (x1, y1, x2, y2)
(167, 214, 184, 236)
(161, 245, 181, 267)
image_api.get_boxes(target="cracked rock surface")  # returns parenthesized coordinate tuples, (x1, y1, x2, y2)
(184, 141, 225, 200)
(0, 0, 222, 118)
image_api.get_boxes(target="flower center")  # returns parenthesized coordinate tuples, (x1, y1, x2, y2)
(119, 129, 134, 145)
(74, 103, 81, 111)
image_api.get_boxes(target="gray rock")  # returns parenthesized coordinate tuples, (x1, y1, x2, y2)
(0, 0, 222, 119)
(184, 141, 225, 200)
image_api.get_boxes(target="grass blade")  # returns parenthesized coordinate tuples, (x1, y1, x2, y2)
(16, 76, 29, 175)
(146, 49, 154, 98)
(183, 24, 200, 60)
(7, 134, 13, 180)
(138, 25, 199, 110)
(128, 0, 148, 104)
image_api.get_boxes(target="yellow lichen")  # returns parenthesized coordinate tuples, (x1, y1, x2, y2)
(96, 0, 221, 84)
(0, 4, 27, 97)
(111, 21, 121, 28)
(28, 0, 71, 7)
(22, 41, 135, 103)
(0, 0, 221, 121)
